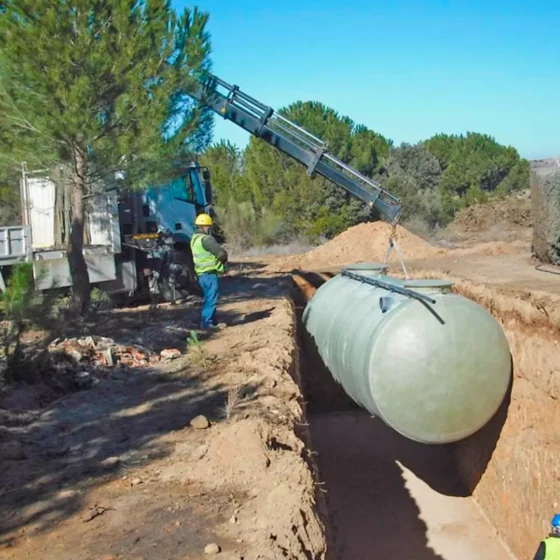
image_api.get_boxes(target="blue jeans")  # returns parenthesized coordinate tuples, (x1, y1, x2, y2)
(198, 273, 219, 328)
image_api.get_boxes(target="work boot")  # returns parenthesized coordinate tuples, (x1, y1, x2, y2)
(200, 323, 227, 331)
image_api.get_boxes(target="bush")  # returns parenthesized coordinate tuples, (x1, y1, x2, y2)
(0, 263, 62, 382)
(214, 200, 284, 253)
(1, 264, 39, 379)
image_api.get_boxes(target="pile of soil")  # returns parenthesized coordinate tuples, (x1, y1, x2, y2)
(453, 196, 531, 234)
(273, 222, 444, 271)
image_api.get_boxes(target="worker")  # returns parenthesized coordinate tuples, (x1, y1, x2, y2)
(190, 213, 228, 330)
(532, 514, 560, 560)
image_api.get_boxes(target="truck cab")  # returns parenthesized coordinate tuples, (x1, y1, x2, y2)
(120, 163, 212, 242)
(117, 163, 214, 301)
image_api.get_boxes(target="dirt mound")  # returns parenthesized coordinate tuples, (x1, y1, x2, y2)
(453, 196, 531, 234)
(274, 222, 444, 270)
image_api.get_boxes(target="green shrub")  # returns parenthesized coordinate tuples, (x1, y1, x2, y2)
(1, 264, 38, 379)
(215, 200, 283, 253)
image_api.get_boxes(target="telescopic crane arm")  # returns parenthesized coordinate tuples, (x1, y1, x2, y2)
(189, 74, 402, 224)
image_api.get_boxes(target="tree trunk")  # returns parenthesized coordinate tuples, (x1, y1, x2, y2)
(67, 145, 90, 314)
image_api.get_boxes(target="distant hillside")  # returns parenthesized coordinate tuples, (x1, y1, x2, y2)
(531, 157, 560, 177)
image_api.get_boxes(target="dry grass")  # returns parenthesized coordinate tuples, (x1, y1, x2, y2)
(221, 385, 245, 422)
(186, 330, 211, 369)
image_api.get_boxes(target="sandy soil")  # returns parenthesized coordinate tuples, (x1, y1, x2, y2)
(271, 223, 444, 271)
(0, 267, 326, 560)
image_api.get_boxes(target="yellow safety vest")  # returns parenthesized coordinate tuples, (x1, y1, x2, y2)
(190, 233, 224, 275)
(544, 538, 560, 559)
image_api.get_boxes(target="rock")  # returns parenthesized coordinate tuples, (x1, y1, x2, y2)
(0, 440, 26, 461)
(102, 348, 115, 367)
(67, 347, 85, 362)
(56, 489, 78, 501)
(130, 477, 143, 486)
(101, 456, 120, 469)
(190, 415, 210, 430)
(229, 514, 237, 524)
(204, 543, 221, 555)
(83, 336, 96, 348)
(160, 348, 181, 360)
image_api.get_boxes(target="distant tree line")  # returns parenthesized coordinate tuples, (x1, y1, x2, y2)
(202, 103, 529, 245)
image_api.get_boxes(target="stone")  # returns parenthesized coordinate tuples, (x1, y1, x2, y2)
(0, 440, 26, 461)
(229, 514, 237, 524)
(160, 348, 182, 360)
(190, 415, 210, 430)
(130, 477, 143, 486)
(204, 543, 221, 555)
(101, 456, 120, 470)
(102, 348, 115, 367)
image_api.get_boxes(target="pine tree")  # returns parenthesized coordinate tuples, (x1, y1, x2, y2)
(0, 0, 212, 312)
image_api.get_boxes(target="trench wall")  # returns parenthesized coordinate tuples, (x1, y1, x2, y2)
(422, 274, 559, 559)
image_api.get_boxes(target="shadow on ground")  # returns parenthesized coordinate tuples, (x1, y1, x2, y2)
(0, 271, 273, 546)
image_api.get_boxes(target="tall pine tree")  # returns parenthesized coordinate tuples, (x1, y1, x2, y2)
(0, 0, 212, 312)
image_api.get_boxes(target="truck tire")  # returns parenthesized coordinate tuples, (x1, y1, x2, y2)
(158, 245, 201, 302)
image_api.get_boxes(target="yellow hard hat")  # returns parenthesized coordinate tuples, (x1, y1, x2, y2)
(195, 213, 213, 226)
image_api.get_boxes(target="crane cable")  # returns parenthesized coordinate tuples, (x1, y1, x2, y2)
(382, 223, 411, 280)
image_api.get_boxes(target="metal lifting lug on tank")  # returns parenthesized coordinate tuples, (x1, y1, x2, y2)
(189, 73, 512, 445)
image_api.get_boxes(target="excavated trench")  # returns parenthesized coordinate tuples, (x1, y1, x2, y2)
(291, 272, 518, 560)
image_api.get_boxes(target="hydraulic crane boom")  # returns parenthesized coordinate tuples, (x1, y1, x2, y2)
(190, 74, 402, 224)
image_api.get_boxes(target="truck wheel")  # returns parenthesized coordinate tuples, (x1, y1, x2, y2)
(158, 246, 201, 302)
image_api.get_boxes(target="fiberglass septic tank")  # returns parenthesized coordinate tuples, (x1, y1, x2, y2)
(302, 263, 511, 444)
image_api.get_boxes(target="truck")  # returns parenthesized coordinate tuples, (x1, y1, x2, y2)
(0, 162, 213, 301)
(0, 73, 401, 300)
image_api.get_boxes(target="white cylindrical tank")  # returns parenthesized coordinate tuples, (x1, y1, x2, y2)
(302, 265, 511, 444)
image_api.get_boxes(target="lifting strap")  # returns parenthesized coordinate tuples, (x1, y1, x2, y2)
(382, 224, 411, 280)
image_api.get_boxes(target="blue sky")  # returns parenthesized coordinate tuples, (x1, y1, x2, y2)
(174, 0, 559, 159)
